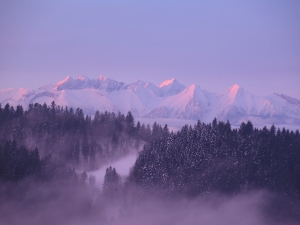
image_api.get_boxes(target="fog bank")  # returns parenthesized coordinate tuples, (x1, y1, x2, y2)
(88, 153, 137, 189)
(106, 191, 297, 225)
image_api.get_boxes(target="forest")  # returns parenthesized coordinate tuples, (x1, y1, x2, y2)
(0, 102, 299, 225)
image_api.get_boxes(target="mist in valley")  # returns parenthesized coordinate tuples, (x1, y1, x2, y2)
(87, 153, 137, 190)
(1, 0, 299, 223)
(0, 103, 299, 225)
(0, 178, 298, 225)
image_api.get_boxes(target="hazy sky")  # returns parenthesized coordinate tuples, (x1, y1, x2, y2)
(0, 0, 299, 98)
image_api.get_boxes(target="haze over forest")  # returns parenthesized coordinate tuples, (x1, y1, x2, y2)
(0, 102, 299, 225)
(1, 1, 299, 224)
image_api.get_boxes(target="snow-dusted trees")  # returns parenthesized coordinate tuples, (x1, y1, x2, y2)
(130, 120, 300, 200)
(0, 103, 155, 169)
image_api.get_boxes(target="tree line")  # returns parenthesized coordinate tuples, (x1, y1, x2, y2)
(1, 103, 299, 222)
(0, 102, 156, 170)
(129, 119, 300, 217)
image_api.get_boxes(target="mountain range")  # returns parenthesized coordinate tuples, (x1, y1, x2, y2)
(1, 75, 300, 127)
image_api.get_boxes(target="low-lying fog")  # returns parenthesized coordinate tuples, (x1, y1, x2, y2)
(88, 153, 137, 189)
(84, 153, 297, 225)
(108, 191, 272, 225)
(1, 159, 297, 225)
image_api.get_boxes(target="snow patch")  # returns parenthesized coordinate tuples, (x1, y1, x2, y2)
(158, 78, 175, 88)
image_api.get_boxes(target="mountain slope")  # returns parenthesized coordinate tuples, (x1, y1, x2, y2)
(157, 78, 186, 97)
(145, 84, 212, 120)
(1, 76, 299, 127)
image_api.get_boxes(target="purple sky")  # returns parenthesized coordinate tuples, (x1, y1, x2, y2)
(0, 0, 299, 98)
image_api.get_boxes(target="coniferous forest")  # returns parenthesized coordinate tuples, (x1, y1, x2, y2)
(0, 102, 300, 225)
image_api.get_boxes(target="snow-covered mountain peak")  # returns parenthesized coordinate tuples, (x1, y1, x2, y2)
(182, 84, 208, 101)
(125, 80, 150, 89)
(54, 76, 73, 90)
(94, 77, 124, 92)
(228, 84, 242, 94)
(56, 75, 72, 84)
(123, 80, 161, 97)
(185, 84, 198, 94)
(98, 75, 108, 81)
(157, 78, 185, 88)
(53, 75, 124, 92)
(131, 80, 157, 89)
(95, 76, 122, 85)
(217, 84, 255, 114)
(77, 75, 89, 81)
(226, 84, 249, 100)
(1, 76, 299, 128)
(158, 78, 176, 88)
(54, 75, 91, 91)
(143, 82, 151, 88)
(157, 78, 186, 97)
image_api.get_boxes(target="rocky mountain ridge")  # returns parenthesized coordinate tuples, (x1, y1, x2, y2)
(1, 75, 299, 127)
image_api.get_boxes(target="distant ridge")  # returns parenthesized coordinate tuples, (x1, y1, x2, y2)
(1, 76, 300, 127)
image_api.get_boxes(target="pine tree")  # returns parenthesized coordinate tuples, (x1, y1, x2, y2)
(103, 166, 120, 198)
(89, 145, 96, 170)
(74, 140, 80, 165)
(82, 133, 89, 162)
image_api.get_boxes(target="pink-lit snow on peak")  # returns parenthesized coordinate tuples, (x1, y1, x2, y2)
(229, 84, 240, 92)
(1, 76, 300, 128)
(158, 78, 175, 88)
(228, 84, 244, 95)
(54, 76, 72, 90)
(184, 84, 202, 95)
(77, 75, 88, 81)
(98, 75, 108, 81)
(223, 84, 247, 103)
